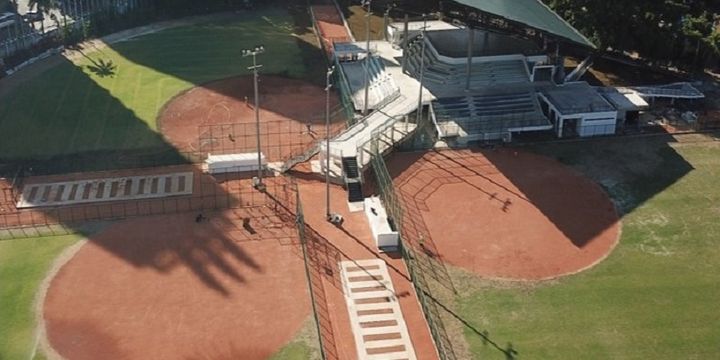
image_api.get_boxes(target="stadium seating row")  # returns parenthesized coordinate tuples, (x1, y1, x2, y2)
(404, 37, 531, 89)
(432, 90, 548, 138)
(347, 55, 400, 111)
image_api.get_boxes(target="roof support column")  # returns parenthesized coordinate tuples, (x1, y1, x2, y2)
(401, 14, 409, 73)
(554, 42, 565, 83)
(558, 116, 564, 138)
(465, 26, 474, 91)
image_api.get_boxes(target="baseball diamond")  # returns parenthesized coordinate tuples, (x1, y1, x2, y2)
(1, 2, 719, 360)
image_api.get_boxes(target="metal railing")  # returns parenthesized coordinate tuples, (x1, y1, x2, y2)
(332, 55, 358, 125)
(357, 112, 408, 168)
(332, 89, 402, 144)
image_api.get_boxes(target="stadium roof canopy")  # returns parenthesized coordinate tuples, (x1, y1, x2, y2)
(446, 0, 595, 48)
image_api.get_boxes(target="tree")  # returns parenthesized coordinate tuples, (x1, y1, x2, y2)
(544, 0, 720, 69)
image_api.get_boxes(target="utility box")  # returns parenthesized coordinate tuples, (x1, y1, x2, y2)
(205, 153, 266, 174)
(364, 196, 399, 251)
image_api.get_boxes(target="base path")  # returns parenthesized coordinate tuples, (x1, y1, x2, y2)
(43, 211, 310, 360)
(388, 149, 621, 280)
(158, 75, 344, 162)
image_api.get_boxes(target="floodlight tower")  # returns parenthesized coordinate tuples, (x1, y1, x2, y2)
(362, 0, 372, 116)
(242, 45, 266, 191)
(325, 66, 343, 225)
(416, 15, 428, 124)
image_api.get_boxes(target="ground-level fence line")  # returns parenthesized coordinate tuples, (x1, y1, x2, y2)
(288, 178, 339, 360)
(369, 141, 458, 360)
(0, 169, 284, 240)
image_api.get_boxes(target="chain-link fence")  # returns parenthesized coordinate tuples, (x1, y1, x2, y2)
(282, 177, 339, 360)
(197, 118, 347, 165)
(0, 146, 206, 178)
(0, 166, 293, 240)
(368, 137, 457, 360)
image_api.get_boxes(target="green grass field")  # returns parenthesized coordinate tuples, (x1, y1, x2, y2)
(0, 7, 324, 161)
(452, 135, 720, 359)
(0, 235, 81, 360)
(0, 8, 325, 359)
(2, 5, 719, 360)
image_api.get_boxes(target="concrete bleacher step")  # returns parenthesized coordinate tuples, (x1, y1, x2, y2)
(340, 259, 417, 360)
(350, 56, 400, 111)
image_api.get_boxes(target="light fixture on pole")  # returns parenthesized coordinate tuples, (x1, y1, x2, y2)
(325, 66, 343, 225)
(416, 15, 427, 124)
(242, 45, 266, 191)
(362, 0, 372, 116)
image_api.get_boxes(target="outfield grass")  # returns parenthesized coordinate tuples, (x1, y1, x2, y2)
(0, 8, 326, 359)
(455, 137, 720, 359)
(0, 235, 81, 360)
(0, 7, 324, 161)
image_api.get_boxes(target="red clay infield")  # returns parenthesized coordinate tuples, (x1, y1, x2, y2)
(388, 149, 620, 280)
(158, 75, 345, 162)
(43, 210, 309, 360)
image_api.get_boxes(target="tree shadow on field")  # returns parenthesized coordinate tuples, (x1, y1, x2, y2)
(0, 5, 342, 360)
(521, 134, 696, 216)
(0, 56, 274, 296)
(100, 6, 348, 159)
(103, 6, 342, 121)
(85, 59, 117, 78)
(295, 187, 518, 360)
(41, 319, 129, 360)
(384, 134, 694, 249)
(0, 5, 354, 296)
(69, 43, 118, 78)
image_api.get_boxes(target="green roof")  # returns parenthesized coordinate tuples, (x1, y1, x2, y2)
(449, 0, 595, 48)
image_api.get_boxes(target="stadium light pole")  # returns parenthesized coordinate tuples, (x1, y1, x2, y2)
(242, 45, 266, 191)
(325, 66, 342, 225)
(362, 0, 372, 116)
(415, 15, 427, 124)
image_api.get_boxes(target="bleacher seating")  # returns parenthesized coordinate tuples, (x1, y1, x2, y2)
(341, 55, 400, 111)
(432, 90, 549, 138)
(404, 37, 531, 89)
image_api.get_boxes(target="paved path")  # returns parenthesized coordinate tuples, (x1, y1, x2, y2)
(341, 259, 417, 360)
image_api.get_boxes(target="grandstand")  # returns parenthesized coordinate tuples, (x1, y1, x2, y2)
(319, 7, 704, 204)
(334, 43, 400, 111)
(432, 86, 550, 142)
(404, 40, 532, 91)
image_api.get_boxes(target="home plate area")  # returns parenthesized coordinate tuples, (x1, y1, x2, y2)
(341, 259, 417, 360)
